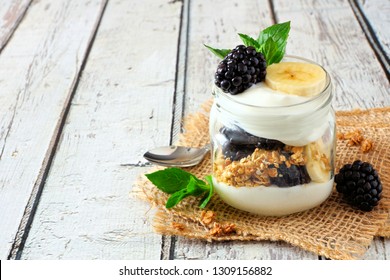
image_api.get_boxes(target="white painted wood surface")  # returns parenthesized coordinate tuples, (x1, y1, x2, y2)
(356, 0, 390, 61)
(20, 0, 182, 259)
(0, 0, 388, 260)
(0, 0, 31, 51)
(274, 0, 389, 110)
(0, 0, 107, 259)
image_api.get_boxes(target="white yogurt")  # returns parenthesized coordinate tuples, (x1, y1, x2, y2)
(213, 178, 334, 216)
(229, 82, 310, 107)
(212, 78, 332, 146)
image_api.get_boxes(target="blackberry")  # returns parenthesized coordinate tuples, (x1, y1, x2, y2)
(269, 163, 311, 187)
(335, 160, 382, 211)
(214, 45, 267, 95)
(220, 126, 285, 151)
(222, 142, 255, 161)
(256, 138, 285, 151)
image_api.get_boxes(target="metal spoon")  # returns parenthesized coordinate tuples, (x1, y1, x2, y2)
(143, 144, 211, 167)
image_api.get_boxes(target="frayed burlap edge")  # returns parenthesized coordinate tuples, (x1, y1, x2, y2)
(133, 102, 390, 259)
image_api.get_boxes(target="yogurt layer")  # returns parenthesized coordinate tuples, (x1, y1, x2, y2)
(213, 177, 334, 216)
(212, 81, 332, 146)
(230, 82, 309, 107)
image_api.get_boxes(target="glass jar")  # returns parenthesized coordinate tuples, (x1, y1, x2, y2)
(209, 56, 335, 216)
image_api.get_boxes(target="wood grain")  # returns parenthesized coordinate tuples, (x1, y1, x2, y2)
(274, 0, 390, 110)
(183, 0, 275, 116)
(173, 0, 318, 260)
(0, 0, 107, 259)
(20, 0, 182, 259)
(174, 238, 318, 260)
(363, 237, 390, 259)
(273, 0, 390, 260)
(356, 0, 390, 62)
(1, 0, 388, 260)
(0, 0, 32, 51)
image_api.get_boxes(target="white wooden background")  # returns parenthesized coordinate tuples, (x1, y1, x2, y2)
(0, 0, 389, 260)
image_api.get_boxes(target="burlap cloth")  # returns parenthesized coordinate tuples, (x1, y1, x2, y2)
(134, 100, 390, 260)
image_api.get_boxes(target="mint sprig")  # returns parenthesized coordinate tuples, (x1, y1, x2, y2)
(145, 168, 214, 209)
(205, 21, 290, 65)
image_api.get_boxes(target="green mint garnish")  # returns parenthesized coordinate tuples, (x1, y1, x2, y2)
(258, 37, 284, 66)
(145, 167, 214, 209)
(238, 33, 260, 49)
(257, 21, 290, 49)
(199, 175, 214, 208)
(203, 44, 231, 60)
(257, 21, 290, 64)
(205, 21, 290, 65)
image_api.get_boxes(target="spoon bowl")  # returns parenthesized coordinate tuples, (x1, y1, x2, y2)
(143, 144, 211, 167)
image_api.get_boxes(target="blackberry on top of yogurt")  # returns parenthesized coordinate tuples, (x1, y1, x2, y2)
(214, 45, 267, 95)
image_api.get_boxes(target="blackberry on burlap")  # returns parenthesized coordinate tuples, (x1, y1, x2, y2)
(214, 45, 267, 95)
(335, 160, 382, 212)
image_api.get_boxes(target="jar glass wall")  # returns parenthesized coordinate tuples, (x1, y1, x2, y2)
(209, 56, 335, 216)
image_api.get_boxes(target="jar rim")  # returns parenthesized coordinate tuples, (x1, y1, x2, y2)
(212, 55, 332, 110)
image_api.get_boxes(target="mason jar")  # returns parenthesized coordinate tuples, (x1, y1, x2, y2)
(209, 56, 335, 216)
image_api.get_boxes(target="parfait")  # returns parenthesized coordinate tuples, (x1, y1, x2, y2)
(207, 22, 335, 216)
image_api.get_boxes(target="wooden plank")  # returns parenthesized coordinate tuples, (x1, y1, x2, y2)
(355, 0, 390, 69)
(183, 0, 275, 115)
(0, 0, 32, 51)
(0, 0, 107, 259)
(173, 0, 319, 260)
(363, 237, 390, 259)
(274, 0, 390, 110)
(20, 0, 183, 259)
(349, 0, 390, 259)
(273, 0, 390, 260)
(175, 238, 318, 260)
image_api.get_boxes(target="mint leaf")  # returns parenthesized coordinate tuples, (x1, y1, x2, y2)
(258, 37, 284, 65)
(166, 189, 189, 208)
(186, 176, 207, 196)
(199, 175, 214, 208)
(166, 177, 199, 208)
(204, 44, 231, 59)
(257, 21, 290, 47)
(145, 168, 214, 209)
(238, 33, 260, 49)
(145, 167, 194, 194)
(257, 21, 290, 64)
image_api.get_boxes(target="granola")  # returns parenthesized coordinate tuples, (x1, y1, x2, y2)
(338, 129, 374, 153)
(210, 222, 236, 236)
(213, 143, 330, 187)
(200, 210, 216, 226)
(213, 142, 330, 187)
(360, 139, 373, 153)
(172, 222, 185, 231)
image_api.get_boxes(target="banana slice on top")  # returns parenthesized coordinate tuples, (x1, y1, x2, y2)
(265, 62, 326, 97)
(305, 140, 331, 183)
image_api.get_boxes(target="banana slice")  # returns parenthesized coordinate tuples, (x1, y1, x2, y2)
(305, 140, 331, 183)
(265, 62, 326, 97)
